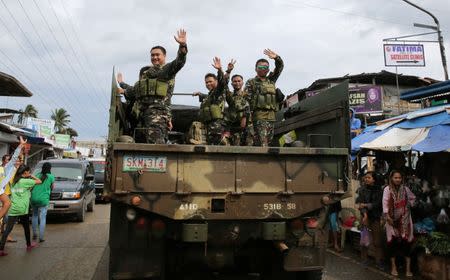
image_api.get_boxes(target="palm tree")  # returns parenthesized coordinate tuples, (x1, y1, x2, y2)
(51, 108, 71, 133)
(18, 104, 38, 124)
(66, 127, 78, 137)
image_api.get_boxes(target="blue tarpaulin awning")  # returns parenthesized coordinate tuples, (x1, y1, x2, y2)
(411, 125, 450, 153)
(352, 105, 450, 153)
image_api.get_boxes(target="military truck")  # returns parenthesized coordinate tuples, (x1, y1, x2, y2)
(106, 69, 351, 279)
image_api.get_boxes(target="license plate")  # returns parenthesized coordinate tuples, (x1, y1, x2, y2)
(123, 155, 167, 173)
(48, 204, 54, 210)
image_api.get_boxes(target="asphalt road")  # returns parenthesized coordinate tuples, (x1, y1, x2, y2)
(0, 204, 399, 279)
(0, 203, 110, 280)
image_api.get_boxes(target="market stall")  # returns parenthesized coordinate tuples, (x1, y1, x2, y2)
(351, 105, 450, 279)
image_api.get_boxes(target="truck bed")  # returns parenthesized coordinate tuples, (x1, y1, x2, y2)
(107, 143, 348, 220)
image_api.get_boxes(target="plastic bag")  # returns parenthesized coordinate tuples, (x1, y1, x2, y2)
(436, 208, 449, 224)
(360, 227, 371, 247)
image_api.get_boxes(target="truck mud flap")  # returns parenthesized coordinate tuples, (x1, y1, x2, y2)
(283, 246, 325, 272)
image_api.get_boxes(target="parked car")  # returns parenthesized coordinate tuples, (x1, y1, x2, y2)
(33, 159, 96, 222)
(87, 158, 106, 201)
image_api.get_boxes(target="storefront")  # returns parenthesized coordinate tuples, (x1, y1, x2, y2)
(350, 105, 450, 278)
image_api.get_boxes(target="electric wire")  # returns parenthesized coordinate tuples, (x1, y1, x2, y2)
(3, 0, 99, 124)
(0, 49, 88, 132)
(283, 0, 411, 27)
(59, 0, 110, 105)
(31, 0, 108, 112)
(47, 0, 109, 108)
(0, 1, 98, 132)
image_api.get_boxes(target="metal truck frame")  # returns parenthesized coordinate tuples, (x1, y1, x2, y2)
(106, 69, 351, 280)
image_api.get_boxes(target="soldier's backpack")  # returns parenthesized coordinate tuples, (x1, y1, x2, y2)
(187, 121, 206, 145)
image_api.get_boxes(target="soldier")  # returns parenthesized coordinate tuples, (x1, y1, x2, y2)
(117, 67, 150, 135)
(245, 49, 284, 146)
(225, 71, 251, 146)
(117, 29, 188, 144)
(193, 57, 228, 145)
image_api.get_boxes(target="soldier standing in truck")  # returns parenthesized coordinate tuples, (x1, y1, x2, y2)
(225, 73, 251, 146)
(245, 49, 284, 146)
(193, 57, 228, 145)
(117, 29, 188, 144)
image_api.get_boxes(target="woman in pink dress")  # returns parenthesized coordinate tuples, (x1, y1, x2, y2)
(382, 170, 416, 277)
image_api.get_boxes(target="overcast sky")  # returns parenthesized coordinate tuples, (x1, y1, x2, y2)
(0, 0, 448, 139)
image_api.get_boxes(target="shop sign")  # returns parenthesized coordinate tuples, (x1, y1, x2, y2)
(384, 44, 425, 67)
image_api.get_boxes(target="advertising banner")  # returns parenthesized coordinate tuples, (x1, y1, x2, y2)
(349, 86, 383, 114)
(53, 134, 71, 149)
(24, 117, 55, 138)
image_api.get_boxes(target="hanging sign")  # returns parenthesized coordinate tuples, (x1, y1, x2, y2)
(384, 44, 425, 67)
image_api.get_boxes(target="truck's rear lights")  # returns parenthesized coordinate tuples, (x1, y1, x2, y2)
(211, 198, 225, 213)
(130, 195, 141, 206)
(306, 218, 318, 229)
(135, 217, 147, 230)
(151, 219, 165, 231)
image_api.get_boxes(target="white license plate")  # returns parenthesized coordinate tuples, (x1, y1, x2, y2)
(123, 155, 167, 173)
(48, 204, 54, 210)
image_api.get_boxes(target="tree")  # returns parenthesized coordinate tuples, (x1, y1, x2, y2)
(51, 108, 70, 133)
(66, 127, 78, 137)
(18, 104, 38, 124)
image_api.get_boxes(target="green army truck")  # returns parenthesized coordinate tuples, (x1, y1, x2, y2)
(105, 69, 351, 279)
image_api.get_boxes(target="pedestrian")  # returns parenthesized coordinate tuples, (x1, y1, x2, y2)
(193, 57, 228, 145)
(245, 49, 284, 146)
(329, 200, 343, 252)
(0, 136, 27, 221)
(0, 155, 24, 243)
(0, 165, 42, 256)
(117, 29, 188, 144)
(356, 171, 384, 269)
(31, 162, 55, 243)
(382, 170, 416, 277)
(349, 108, 361, 138)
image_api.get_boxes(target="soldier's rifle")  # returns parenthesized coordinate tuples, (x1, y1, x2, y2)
(172, 92, 198, 96)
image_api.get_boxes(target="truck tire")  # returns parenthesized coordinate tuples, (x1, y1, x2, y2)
(87, 198, 95, 212)
(296, 270, 323, 280)
(76, 199, 86, 222)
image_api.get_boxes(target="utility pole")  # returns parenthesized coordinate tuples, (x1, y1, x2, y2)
(401, 0, 448, 80)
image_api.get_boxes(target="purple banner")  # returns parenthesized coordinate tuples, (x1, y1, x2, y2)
(349, 86, 383, 114)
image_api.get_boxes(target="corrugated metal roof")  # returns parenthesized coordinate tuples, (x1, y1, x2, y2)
(0, 71, 33, 97)
(0, 121, 33, 135)
(400, 80, 450, 102)
(292, 70, 439, 99)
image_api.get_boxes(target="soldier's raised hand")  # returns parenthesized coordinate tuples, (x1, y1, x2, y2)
(227, 59, 236, 73)
(174, 29, 187, 45)
(117, 72, 124, 83)
(212, 57, 222, 70)
(192, 91, 202, 97)
(264, 49, 278, 59)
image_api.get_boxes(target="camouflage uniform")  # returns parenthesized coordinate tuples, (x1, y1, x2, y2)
(225, 89, 250, 146)
(245, 56, 284, 146)
(124, 45, 187, 143)
(198, 69, 228, 145)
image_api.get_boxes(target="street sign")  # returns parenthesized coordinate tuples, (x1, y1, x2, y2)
(384, 44, 425, 67)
